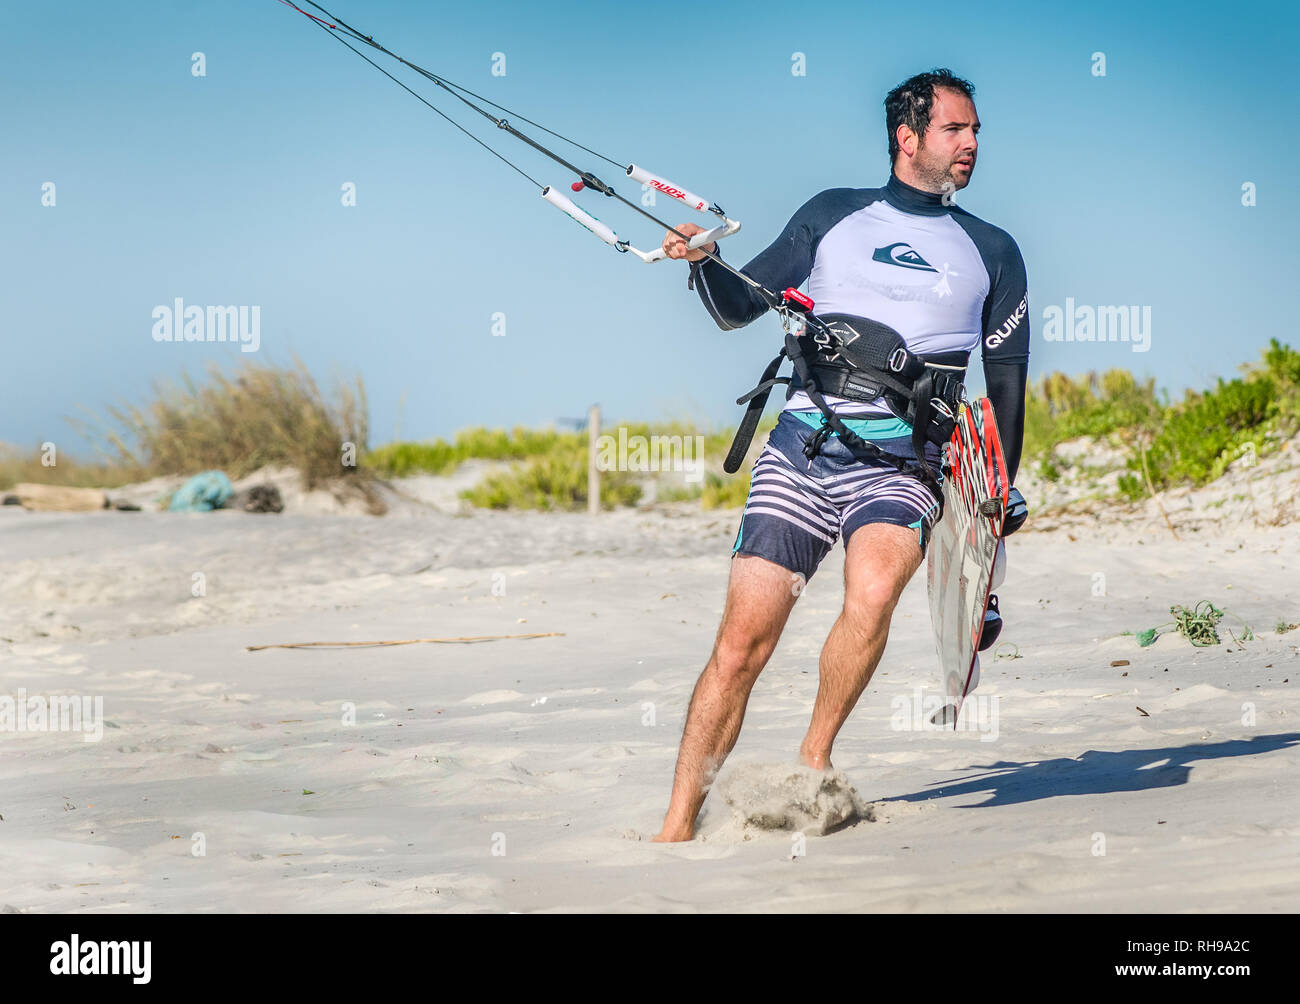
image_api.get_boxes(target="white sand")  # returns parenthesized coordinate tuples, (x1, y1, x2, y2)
(2, 457, 1298, 913)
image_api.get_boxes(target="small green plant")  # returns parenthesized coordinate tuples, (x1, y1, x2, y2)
(1138, 600, 1253, 648)
(1116, 472, 1145, 502)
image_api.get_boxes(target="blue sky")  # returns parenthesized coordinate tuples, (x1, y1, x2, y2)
(2, 0, 1296, 454)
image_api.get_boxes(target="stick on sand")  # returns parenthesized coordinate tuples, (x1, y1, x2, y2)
(246, 632, 564, 652)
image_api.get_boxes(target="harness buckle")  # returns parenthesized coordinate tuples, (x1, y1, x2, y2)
(888, 347, 909, 372)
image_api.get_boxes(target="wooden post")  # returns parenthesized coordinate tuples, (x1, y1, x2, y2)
(587, 404, 600, 515)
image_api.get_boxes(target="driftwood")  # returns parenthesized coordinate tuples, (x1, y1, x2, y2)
(246, 631, 564, 652)
(13, 483, 108, 512)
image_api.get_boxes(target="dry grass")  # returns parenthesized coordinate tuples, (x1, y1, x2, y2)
(0, 445, 139, 491)
(4, 359, 373, 494)
(90, 358, 371, 490)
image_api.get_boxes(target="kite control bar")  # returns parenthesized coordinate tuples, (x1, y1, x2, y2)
(281, 3, 751, 273)
(545, 163, 741, 263)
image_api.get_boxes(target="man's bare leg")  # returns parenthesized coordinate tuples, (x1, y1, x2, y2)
(653, 554, 801, 842)
(799, 523, 923, 769)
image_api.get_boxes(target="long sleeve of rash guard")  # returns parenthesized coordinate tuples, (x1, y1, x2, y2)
(985, 358, 1028, 482)
(688, 252, 767, 328)
(977, 239, 1031, 483)
(687, 190, 844, 329)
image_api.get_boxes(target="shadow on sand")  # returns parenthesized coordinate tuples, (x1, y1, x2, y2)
(882, 733, 1300, 808)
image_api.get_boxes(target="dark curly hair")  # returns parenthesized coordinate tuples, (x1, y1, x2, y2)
(884, 69, 976, 163)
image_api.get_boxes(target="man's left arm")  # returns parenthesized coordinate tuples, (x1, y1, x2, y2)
(979, 238, 1030, 483)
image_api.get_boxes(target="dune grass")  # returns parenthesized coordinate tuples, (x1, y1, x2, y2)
(1023, 368, 1165, 458)
(5, 358, 373, 497)
(371, 336, 1300, 510)
(12, 341, 1296, 511)
(0, 445, 139, 491)
(1113, 339, 1300, 498)
(460, 446, 643, 511)
(92, 358, 371, 490)
(373, 419, 742, 511)
(367, 427, 577, 477)
(1022, 339, 1300, 500)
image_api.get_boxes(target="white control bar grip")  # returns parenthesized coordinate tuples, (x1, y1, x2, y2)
(632, 217, 742, 263)
(541, 185, 619, 246)
(626, 163, 712, 213)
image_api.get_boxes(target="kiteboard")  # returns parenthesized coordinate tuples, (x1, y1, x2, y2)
(925, 397, 1009, 726)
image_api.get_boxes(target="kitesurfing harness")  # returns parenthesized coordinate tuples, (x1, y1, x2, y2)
(724, 290, 968, 497)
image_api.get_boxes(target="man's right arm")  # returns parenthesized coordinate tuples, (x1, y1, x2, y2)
(687, 190, 844, 330)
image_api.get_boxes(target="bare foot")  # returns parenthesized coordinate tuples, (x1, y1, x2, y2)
(799, 746, 833, 770)
(651, 827, 694, 843)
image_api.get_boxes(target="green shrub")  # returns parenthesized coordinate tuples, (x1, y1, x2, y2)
(1023, 368, 1162, 457)
(369, 421, 737, 480)
(1026, 340, 1300, 499)
(1136, 377, 1274, 490)
(367, 426, 577, 477)
(1264, 338, 1300, 385)
(377, 419, 737, 510)
(365, 440, 461, 477)
(460, 447, 642, 510)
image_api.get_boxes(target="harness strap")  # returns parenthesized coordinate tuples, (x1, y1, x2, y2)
(782, 333, 943, 501)
(910, 367, 941, 487)
(724, 350, 789, 474)
(805, 362, 920, 402)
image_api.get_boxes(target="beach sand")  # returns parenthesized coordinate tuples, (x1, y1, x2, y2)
(2, 464, 1298, 913)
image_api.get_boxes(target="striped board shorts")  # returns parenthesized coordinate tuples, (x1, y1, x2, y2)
(733, 409, 943, 581)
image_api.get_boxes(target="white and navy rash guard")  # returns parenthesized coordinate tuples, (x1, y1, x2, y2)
(691, 173, 1030, 480)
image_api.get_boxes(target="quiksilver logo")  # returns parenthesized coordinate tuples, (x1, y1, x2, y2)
(985, 295, 1028, 349)
(872, 242, 938, 272)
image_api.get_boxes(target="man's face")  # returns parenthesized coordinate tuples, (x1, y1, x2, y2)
(912, 87, 980, 192)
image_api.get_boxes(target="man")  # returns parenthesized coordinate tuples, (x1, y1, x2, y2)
(653, 69, 1030, 843)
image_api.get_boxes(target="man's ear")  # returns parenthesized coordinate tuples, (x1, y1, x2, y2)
(896, 124, 919, 158)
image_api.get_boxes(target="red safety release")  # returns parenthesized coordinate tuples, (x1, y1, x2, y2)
(782, 288, 814, 314)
